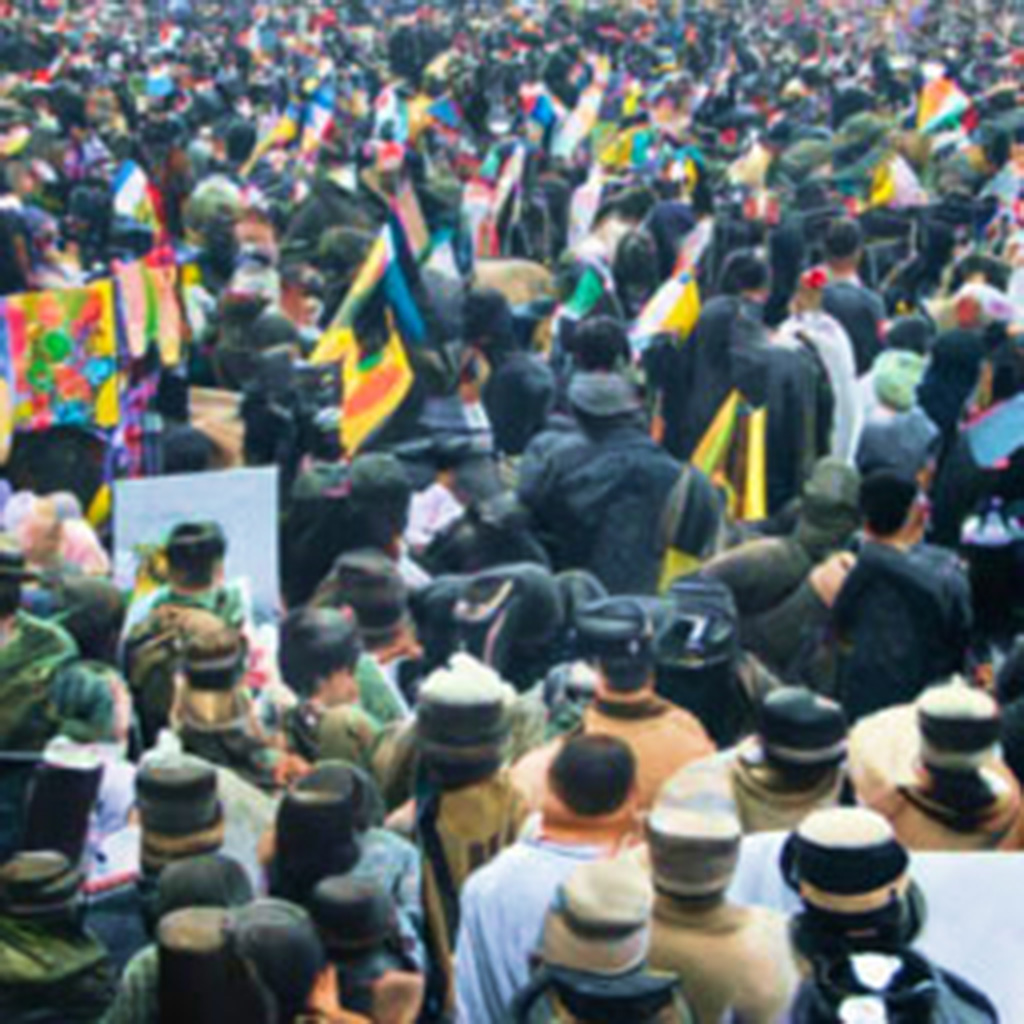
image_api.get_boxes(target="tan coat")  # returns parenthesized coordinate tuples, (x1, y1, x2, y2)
(647, 894, 800, 1024)
(849, 704, 1023, 851)
(513, 696, 716, 813)
(659, 740, 844, 834)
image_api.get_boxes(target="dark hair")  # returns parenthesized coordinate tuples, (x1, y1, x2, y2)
(859, 471, 918, 537)
(719, 249, 769, 296)
(600, 652, 654, 694)
(997, 638, 1024, 707)
(165, 522, 227, 589)
(824, 219, 863, 262)
(278, 608, 363, 700)
(573, 316, 630, 372)
(548, 734, 636, 817)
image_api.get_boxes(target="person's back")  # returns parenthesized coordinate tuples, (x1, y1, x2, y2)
(521, 373, 683, 594)
(834, 472, 970, 722)
(0, 852, 115, 1024)
(644, 808, 798, 1023)
(821, 218, 886, 375)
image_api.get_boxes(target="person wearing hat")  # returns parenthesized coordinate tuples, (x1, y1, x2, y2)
(121, 519, 249, 747)
(0, 850, 116, 1023)
(173, 623, 283, 792)
(509, 856, 691, 1023)
(46, 660, 136, 877)
(456, 733, 641, 1024)
(518, 366, 720, 594)
(261, 761, 426, 974)
(514, 598, 715, 812)
(374, 653, 529, 1012)
(833, 471, 971, 722)
(312, 549, 418, 717)
(847, 680, 1023, 850)
(821, 218, 887, 375)
(310, 877, 424, 1021)
(661, 688, 849, 835)
(278, 606, 396, 765)
(0, 547, 78, 751)
(103, 853, 255, 1024)
(642, 807, 799, 1022)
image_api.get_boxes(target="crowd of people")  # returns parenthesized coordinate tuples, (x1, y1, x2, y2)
(0, 0, 1023, 1019)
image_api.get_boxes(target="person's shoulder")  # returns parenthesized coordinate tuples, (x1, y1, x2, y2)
(15, 609, 78, 652)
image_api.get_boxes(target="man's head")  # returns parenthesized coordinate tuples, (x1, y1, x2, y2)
(575, 598, 656, 696)
(824, 218, 863, 273)
(548, 734, 637, 820)
(278, 608, 363, 708)
(165, 521, 227, 592)
(859, 470, 925, 545)
(572, 316, 631, 373)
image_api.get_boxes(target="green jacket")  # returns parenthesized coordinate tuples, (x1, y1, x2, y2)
(0, 612, 78, 751)
(0, 914, 116, 1023)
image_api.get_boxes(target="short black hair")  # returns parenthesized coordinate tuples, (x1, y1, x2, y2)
(859, 471, 918, 537)
(278, 608, 363, 700)
(165, 521, 226, 589)
(573, 316, 630, 372)
(824, 218, 863, 262)
(548, 734, 636, 817)
(719, 249, 769, 296)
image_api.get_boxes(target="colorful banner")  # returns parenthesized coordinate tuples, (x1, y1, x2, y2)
(2, 281, 119, 433)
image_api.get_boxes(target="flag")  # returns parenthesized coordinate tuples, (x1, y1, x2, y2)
(520, 83, 561, 129)
(917, 77, 970, 135)
(630, 272, 701, 354)
(112, 161, 161, 231)
(427, 96, 462, 133)
(568, 170, 605, 248)
(114, 251, 182, 364)
(552, 56, 611, 160)
(392, 179, 429, 261)
(374, 85, 409, 144)
(691, 390, 768, 522)
(313, 327, 413, 454)
(145, 65, 175, 99)
(300, 78, 336, 160)
(383, 214, 427, 346)
(314, 230, 390, 356)
(242, 103, 301, 176)
(869, 155, 928, 209)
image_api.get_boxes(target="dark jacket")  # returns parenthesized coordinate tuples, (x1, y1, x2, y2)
(833, 541, 972, 722)
(519, 413, 713, 594)
(822, 280, 886, 375)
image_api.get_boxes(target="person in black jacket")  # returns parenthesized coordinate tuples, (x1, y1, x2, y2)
(519, 370, 720, 594)
(833, 470, 972, 722)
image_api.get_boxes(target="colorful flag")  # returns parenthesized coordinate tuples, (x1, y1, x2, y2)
(917, 77, 971, 135)
(427, 96, 463, 133)
(112, 161, 161, 230)
(568, 170, 605, 248)
(630, 272, 701, 354)
(392, 179, 429, 261)
(300, 78, 336, 160)
(145, 65, 175, 99)
(552, 56, 611, 160)
(965, 394, 1024, 467)
(691, 390, 767, 522)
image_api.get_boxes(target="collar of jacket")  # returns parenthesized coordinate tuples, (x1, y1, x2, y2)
(538, 789, 637, 849)
(591, 692, 670, 721)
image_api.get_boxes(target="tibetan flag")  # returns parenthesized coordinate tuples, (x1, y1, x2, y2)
(630, 272, 701, 354)
(300, 78, 336, 160)
(243, 103, 301, 176)
(917, 77, 970, 135)
(112, 161, 161, 231)
(870, 155, 927, 209)
(552, 56, 611, 161)
(322, 328, 414, 454)
(383, 215, 427, 346)
(568, 170, 605, 248)
(392, 179, 429, 261)
(427, 96, 462, 133)
(146, 65, 174, 99)
(374, 85, 409, 144)
(692, 390, 767, 522)
(520, 83, 561, 130)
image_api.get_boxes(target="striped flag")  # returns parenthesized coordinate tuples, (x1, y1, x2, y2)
(112, 161, 161, 231)
(630, 272, 701, 354)
(300, 78, 336, 161)
(552, 56, 611, 160)
(917, 76, 971, 135)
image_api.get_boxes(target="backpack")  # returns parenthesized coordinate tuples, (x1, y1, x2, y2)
(123, 596, 235, 747)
